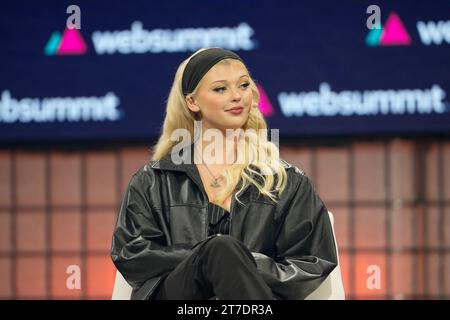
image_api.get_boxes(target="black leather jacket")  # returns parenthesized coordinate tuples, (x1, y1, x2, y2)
(111, 143, 337, 300)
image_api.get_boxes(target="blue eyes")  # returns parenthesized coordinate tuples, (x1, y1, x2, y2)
(213, 82, 250, 93)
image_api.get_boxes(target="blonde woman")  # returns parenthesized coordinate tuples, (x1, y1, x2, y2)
(111, 47, 337, 300)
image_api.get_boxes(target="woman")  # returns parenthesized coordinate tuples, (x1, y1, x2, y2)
(111, 47, 337, 300)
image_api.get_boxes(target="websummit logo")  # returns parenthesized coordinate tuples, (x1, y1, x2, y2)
(44, 28, 87, 55)
(366, 12, 412, 46)
(42, 6, 276, 118)
(45, 5, 87, 56)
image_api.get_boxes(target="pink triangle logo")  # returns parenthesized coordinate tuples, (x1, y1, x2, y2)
(57, 28, 87, 55)
(379, 12, 411, 46)
(257, 84, 275, 117)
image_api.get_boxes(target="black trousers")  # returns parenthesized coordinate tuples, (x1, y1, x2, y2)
(153, 234, 275, 300)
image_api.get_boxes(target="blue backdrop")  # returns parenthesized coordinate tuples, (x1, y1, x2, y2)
(1, 0, 449, 142)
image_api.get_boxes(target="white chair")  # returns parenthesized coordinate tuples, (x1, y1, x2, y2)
(112, 211, 345, 300)
(112, 267, 133, 300)
(304, 211, 345, 299)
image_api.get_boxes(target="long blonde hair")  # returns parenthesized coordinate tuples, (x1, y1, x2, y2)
(151, 48, 287, 206)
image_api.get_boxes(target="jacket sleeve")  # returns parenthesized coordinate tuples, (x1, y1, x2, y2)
(110, 170, 193, 288)
(251, 171, 338, 299)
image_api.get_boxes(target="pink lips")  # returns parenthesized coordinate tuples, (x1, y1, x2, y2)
(226, 107, 244, 115)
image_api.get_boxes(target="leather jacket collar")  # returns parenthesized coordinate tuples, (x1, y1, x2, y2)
(150, 142, 209, 194)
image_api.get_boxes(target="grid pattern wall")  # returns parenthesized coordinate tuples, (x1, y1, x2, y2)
(0, 139, 449, 299)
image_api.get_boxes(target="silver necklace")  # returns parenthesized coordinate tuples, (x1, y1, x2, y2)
(202, 162, 221, 188)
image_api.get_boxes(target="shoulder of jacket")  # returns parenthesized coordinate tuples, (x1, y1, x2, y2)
(129, 162, 158, 188)
(279, 158, 305, 176)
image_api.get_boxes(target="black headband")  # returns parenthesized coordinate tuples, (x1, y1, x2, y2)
(182, 47, 243, 96)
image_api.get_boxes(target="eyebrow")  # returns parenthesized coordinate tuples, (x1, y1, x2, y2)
(210, 75, 249, 84)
